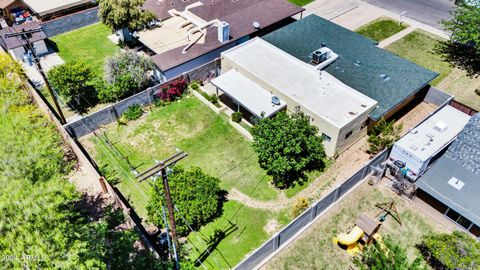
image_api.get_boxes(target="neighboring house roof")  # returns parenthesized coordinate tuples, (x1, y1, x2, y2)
(416, 113, 480, 226)
(21, 0, 91, 17)
(142, 0, 303, 72)
(262, 15, 439, 120)
(0, 21, 46, 50)
(0, 0, 18, 9)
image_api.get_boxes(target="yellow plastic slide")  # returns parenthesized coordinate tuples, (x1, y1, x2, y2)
(333, 226, 364, 254)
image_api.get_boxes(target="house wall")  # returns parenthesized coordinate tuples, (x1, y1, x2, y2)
(162, 36, 250, 82)
(221, 55, 344, 157)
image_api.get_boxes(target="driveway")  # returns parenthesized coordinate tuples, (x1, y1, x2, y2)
(363, 0, 455, 30)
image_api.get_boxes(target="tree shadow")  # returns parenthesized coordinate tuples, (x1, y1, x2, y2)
(194, 221, 238, 267)
(434, 40, 480, 78)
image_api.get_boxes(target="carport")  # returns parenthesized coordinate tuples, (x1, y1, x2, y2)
(211, 69, 286, 119)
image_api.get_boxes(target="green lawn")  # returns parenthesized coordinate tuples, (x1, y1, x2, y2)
(89, 95, 333, 268)
(264, 183, 449, 269)
(386, 30, 452, 86)
(356, 17, 408, 42)
(90, 95, 293, 268)
(288, 0, 314, 6)
(51, 23, 120, 77)
(386, 30, 480, 110)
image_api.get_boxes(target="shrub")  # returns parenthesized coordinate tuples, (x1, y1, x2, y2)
(105, 51, 154, 90)
(368, 118, 403, 155)
(157, 78, 187, 101)
(189, 82, 200, 90)
(232, 112, 243, 123)
(290, 197, 309, 218)
(95, 74, 137, 103)
(122, 104, 143, 120)
(418, 231, 480, 269)
(47, 61, 97, 112)
(208, 94, 219, 104)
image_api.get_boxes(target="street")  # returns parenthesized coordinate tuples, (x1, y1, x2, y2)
(363, 0, 455, 29)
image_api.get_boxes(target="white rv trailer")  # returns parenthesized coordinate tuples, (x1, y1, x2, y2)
(388, 105, 471, 181)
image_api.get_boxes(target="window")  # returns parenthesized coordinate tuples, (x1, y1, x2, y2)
(457, 216, 472, 230)
(446, 208, 460, 222)
(345, 130, 353, 139)
(322, 133, 331, 143)
(470, 224, 480, 237)
(361, 119, 369, 129)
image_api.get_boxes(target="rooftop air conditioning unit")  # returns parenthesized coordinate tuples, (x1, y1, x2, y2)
(271, 96, 281, 106)
(434, 121, 448, 133)
(312, 49, 328, 64)
(218, 21, 230, 43)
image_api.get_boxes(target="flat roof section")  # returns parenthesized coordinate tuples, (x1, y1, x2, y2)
(221, 38, 377, 128)
(211, 69, 287, 118)
(395, 105, 471, 162)
(22, 0, 91, 16)
(262, 15, 438, 120)
(138, 16, 207, 55)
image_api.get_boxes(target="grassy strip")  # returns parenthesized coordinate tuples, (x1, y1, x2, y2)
(356, 17, 408, 42)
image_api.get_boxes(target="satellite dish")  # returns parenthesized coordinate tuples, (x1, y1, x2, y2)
(253, 21, 260, 29)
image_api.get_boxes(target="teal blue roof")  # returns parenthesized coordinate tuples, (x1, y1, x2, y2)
(262, 15, 438, 120)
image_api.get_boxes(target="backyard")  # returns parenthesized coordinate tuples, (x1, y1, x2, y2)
(50, 23, 120, 77)
(356, 17, 408, 42)
(262, 182, 449, 270)
(84, 94, 326, 268)
(386, 30, 480, 111)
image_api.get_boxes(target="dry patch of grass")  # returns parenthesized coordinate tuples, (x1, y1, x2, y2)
(262, 183, 448, 270)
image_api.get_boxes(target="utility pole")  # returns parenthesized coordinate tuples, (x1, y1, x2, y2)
(5, 28, 67, 124)
(136, 151, 188, 269)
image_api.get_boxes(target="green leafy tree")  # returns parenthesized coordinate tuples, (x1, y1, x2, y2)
(354, 238, 426, 270)
(98, 0, 155, 31)
(368, 118, 403, 155)
(0, 53, 168, 269)
(48, 61, 97, 112)
(443, 3, 480, 54)
(147, 166, 223, 236)
(105, 50, 155, 89)
(251, 111, 326, 189)
(418, 231, 480, 269)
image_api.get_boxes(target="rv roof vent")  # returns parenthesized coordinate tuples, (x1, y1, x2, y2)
(434, 121, 448, 133)
(448, 177, 465, 190)
(410, 145, 418, 150)
(410, 129, 418, 135)
(271, 96, 281, 106)
(426, 133, 434, 138)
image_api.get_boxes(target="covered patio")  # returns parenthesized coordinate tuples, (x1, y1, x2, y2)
(211, 70, 286, 122)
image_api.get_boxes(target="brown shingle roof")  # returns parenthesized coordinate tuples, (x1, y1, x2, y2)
(144, 0, 303, 71)
(0, 21, 47, 50)
(0, 0, 17, 9)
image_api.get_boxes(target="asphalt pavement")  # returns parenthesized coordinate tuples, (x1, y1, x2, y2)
(363, 0, 456, 29)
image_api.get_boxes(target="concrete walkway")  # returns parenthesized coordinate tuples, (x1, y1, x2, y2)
(377, 26, 416, 48)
